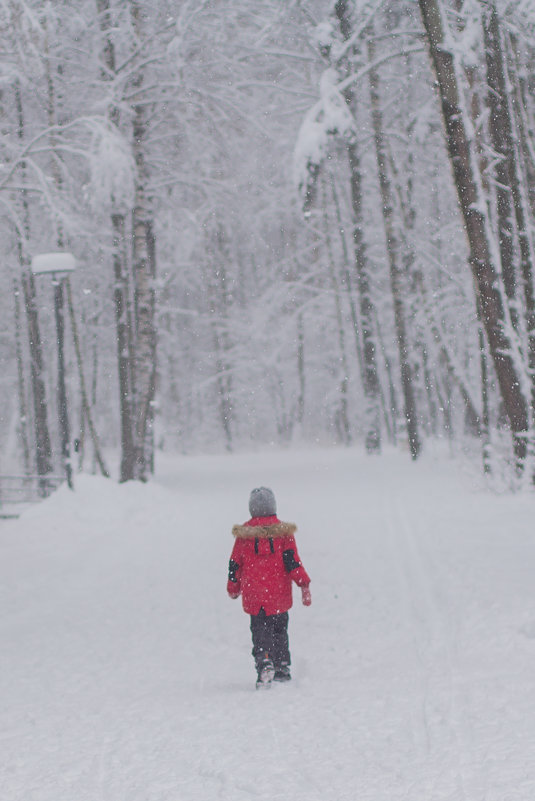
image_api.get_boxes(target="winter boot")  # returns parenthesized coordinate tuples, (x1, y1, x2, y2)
(255, 657, 275, 690)
(273, 662, 291, 682)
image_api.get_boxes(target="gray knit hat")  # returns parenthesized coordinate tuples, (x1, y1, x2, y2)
(249, 487, 277, 518)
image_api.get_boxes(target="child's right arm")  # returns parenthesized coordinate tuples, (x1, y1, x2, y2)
(227, 540, 242, 599)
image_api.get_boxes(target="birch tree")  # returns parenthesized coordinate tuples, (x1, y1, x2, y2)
(96, 0, 136, 482)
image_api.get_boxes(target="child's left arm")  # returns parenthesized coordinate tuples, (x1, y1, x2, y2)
(282, 535, 311, 590)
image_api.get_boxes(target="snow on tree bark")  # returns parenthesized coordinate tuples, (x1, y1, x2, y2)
(333, 0, 381, 454)
(368, 33, 421, 460)
(13, 278, 31, 474)
(418, 0, 529, 467)
(15, 82, 53, 482)
(96, 0, 143, 481)
(129, 1, 158, 482)
(483, 3, 535, 459)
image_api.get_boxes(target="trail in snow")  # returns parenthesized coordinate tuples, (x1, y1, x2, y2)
(1, 445, 535, 801)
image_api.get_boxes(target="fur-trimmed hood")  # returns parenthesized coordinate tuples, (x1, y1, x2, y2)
(232, 521, 297, 539)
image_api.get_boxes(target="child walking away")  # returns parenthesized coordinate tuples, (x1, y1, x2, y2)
(227, 487, 311, 690)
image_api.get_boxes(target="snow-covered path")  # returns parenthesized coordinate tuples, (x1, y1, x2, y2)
(1, 446, 535, 800)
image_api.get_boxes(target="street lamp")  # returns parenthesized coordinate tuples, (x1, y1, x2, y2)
(31, 252, 76, 490)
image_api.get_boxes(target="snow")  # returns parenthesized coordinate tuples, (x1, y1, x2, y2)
(87, 124, 135, 212)
(293, 68, 357, 200)
(31, 252, 76, 275)
(1, 445, 535, 800)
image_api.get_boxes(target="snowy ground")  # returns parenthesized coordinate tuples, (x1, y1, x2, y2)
(1, 444, 535, 801)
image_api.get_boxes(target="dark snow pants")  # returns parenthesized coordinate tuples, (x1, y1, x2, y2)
(250, 608, 290, 669)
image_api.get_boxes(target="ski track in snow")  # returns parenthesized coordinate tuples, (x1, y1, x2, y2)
(1, 445, 535, 800)
(383, 486, 470, 798)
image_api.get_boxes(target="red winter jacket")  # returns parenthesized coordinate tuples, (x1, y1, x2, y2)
(227, 515, 310, 616)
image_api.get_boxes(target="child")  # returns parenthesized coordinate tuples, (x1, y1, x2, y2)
(227, 487, 311, 689)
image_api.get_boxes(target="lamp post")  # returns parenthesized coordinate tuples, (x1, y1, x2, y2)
(31, 252, 76, 490)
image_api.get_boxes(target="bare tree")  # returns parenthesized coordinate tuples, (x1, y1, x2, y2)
(14, 81, 53, 482)
(418, 0, 529, 467)
(367, 32, 421, 459)
(13, 278, 31, 474)
(482, 3, 535, 441)
(333, 0, 382, 453)
(129, 0, 157, 480)
(96, 0, 136, 481)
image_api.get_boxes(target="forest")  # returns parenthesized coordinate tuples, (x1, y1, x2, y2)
(2, 0, 535, 486)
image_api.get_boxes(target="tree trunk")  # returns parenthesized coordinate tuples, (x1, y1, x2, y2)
(131, 164, 157, 479)
(65, 278, 110, 478)
(483, 3, 517, 325)
(96, 0, 137, 480)
(44, 16, 74, 489)
(484, 8, 535, 440)
(418, 0, 529, 467)
(13, 279, 31, 473)
(330, 180, 365, 381)
(484, 4, 535, 467)
(112, 213, 136, 481)
(334, 0, 381, 453)
(477, 298, 492, 474)
(22, 271, 53, 481)
(203, 228, 234, 451)
(296, 311, 305, 428)
(130, 1, 157, 480)
(509, 32, 535, 224)
(421, 345, 438, 437)
(368, 35, 421, 459)
(15, 82, 53, 484)
(322, 178, 351, 445)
